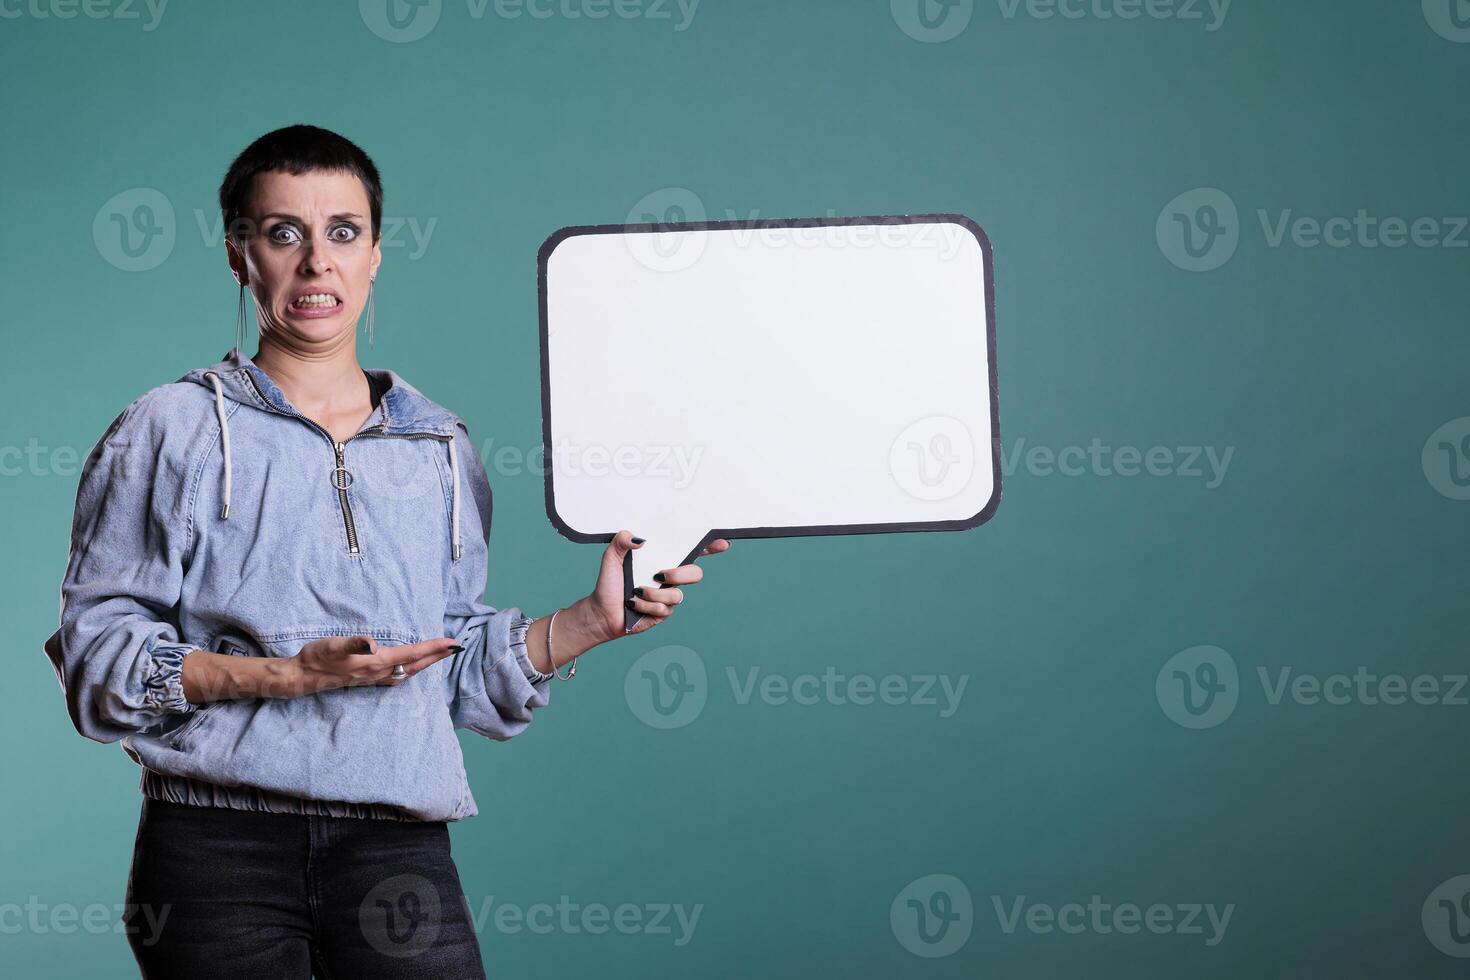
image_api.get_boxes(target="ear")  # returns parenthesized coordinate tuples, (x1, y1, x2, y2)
(370, 237, 383, 282)
(225, 236, 249, 286)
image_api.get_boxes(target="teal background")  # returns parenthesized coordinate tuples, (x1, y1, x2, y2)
(3, 0, 1468, 976)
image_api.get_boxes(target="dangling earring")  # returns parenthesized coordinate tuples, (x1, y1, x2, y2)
(235, 281, 247, 352)
(366, 276, 376, 349)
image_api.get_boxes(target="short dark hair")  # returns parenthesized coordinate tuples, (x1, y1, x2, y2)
(218, 124, 383, 243)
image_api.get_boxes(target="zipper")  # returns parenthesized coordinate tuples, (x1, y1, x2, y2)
(240, 367, 450, 556)
(333, 440, 361, 554)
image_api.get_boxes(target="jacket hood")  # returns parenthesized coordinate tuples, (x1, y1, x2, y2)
(176, 347, 470, 559)
(178, 347, 460, 436)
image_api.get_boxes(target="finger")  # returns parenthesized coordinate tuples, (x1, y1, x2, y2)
(384, 636, 461, 663)
(633, 585, 682, 606)
(376, 648, 454, 684)
(398, 643, 462, 672)
(624, 594, 673, 620)
(603, 529, 645, 572)
(364, 638, 461, 681)
(653, 563, 704, 588)
(373, 655, 446, 687)
(628, 612, 662, 634)
(378, 637, 462, 670)
(699, 539, 731, 556)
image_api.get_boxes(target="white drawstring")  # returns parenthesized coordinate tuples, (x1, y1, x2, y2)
(446, 434, 462, 560)
(204, 371, 232, 520)
(441, 434, 458, 564)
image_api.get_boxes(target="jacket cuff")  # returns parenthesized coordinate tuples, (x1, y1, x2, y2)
(141, 639, 198, 715)
(510, 614, 555, 684)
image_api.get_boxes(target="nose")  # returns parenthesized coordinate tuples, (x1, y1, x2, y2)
(297, 230, 333, 275)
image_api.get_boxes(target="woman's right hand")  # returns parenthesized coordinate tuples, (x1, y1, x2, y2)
(285, 635, 464, 697)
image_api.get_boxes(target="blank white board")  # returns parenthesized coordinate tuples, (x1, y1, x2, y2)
(538, 214, 1000, 630)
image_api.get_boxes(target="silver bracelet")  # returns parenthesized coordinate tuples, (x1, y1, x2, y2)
(546, 608, 577, 681)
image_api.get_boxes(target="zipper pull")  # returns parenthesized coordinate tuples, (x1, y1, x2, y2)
(331, 441, 354, 490)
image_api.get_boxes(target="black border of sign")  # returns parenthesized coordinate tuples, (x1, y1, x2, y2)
(537, 212, 1002, 625)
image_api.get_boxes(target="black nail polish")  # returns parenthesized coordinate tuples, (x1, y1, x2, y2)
(633, 587, 645, 598)
(448, 644, 465, 654)
(654, 572, 665, 583)
(625, 597, 638, 609)
(631, 536, 646, 545)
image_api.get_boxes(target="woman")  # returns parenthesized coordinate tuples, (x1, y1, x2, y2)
(42, 124, 729, 978)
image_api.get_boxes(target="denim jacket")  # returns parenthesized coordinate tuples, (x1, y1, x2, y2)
(42, 347, 553, 822)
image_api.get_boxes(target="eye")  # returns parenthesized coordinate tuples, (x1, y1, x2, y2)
(329, 222, 361, 243)
(267, 223, 301, 246)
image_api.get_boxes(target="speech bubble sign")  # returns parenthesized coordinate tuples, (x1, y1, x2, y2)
(538, 213, 1000, 631)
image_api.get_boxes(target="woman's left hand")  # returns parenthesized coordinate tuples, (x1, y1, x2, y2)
(577, 529, 732, 642)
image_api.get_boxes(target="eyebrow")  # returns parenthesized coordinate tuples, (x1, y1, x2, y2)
(258, 212, 366, 223)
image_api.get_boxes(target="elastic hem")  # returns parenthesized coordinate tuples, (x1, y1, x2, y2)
(509, 614, 554, 684)
(140, 768, 423, 823)
(141, 639, 199, 715)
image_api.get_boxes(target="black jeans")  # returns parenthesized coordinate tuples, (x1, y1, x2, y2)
(122, 797, 487, 979)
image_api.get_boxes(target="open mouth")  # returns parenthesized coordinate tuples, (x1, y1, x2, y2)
(289, 291, 343, 313)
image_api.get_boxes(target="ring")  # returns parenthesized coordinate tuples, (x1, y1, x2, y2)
(390, 665, 407, 680)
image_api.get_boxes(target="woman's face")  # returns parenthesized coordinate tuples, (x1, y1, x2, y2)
(226, 169, 381, 347)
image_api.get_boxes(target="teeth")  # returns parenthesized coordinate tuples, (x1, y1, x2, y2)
(294, 293, 340, 307)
